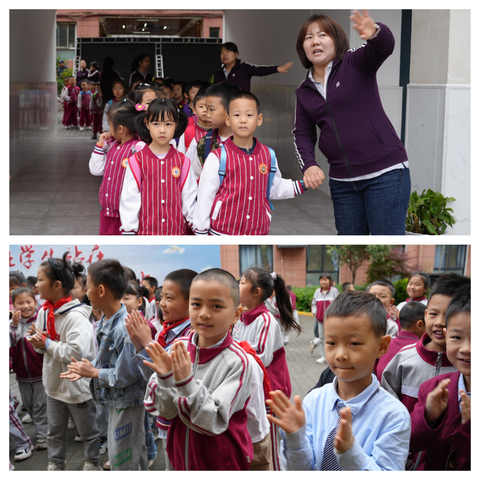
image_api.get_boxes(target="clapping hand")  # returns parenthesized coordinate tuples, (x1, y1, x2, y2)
(266, 390, 305, 434)
(62, 356, 99, 379)
(125, 310, 153, 352)
(144, 341, 173, 376)
(27, 325, 47, 349)
(459, 390, 471, 424)
(425, 378, 450, 424)
(10, 310, 21, 327)
(171, 341, 192, 382)
(350, 10, 377, 40)
(334, 407, 354, 453)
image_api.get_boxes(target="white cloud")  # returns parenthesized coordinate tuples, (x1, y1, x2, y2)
(163, 245, 185, 255)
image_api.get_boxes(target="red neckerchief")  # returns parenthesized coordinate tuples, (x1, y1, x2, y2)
(157, 317, 189, 348)
(42, 295, 72, 341)
(237, 340, 272, 401)
(407, 296, 426, 303)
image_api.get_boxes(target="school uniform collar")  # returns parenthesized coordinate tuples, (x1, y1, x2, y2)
(21, 312, 38, 325)
(187, 331, 233, 364)
(397, 330, 419, 341)
(415, 332, 454, 367)
(241, 302, 270, 326)
(225, 136, 262, 156)
(330, 373, 379, 415)
(143, 143, 177, 160)
(98, 304, 127, 335)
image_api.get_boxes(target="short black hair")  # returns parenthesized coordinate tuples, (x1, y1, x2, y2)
(123, 266, 137, 282)
(142, 276, 158, 290)
(445, 287, 470, 328)
(319, 273, 333, 283)
(205, 81, 241, 109)
(192, 268, 240, 307)
(184, 79, 202, 96)
(26, 276, 37, 288)
(325, 290, 387, 338)
(227, 90, 260, 114)
(10, 271, 27, 287)
(40, 252, 85, 292)
(164, 269, 198, 300)
(399, 301, 426, 330)
(88, 259, 128, 301)
(220, 42, 239, 55)
(11, 287, 35, 304)
(342, 282, 354, 291)
(193, 88, 207, 107)
(428, 274, 471, 305)
(369, 279, 395, 297)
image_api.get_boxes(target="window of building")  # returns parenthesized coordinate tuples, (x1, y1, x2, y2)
(239, 246, 273, 274)
(306, 246, 338, 286)
(434, 245, 467, 275)
(209, 27, 220, 38)
(57, 23, 76, 48)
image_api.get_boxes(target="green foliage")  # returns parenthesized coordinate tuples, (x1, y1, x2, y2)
(56, 55, 73, 95)
(393, 278, 408, 304)
(326, 245, 370, 284)
(292, 286, 317, 313)
(406, 189, 456, 235)
(366, 246, 411, 284)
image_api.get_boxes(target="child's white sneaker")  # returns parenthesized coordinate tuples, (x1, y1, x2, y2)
(14, 445, 34, 461)
(83, 461, 102, 471)
(22, 413, 32, 423)
(36, 438, 48, 450)
(47, 462, 62, 471)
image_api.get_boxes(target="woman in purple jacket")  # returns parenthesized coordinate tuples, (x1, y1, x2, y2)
(76, 60, 89, 87)
(213, 42, 293, 92)
(293, 10, 410, 235)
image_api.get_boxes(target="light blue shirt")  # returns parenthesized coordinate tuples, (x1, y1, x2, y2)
(281, 374, 411, 470)
(458, 373, 471, 407)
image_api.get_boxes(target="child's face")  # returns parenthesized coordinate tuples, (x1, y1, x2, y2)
(81, 82, 88, 91)
(141, 89, 157, 108)
(71, 277, 86, 302)
(205, 96, 228, 129)
(407, 275, 427, 299)
(445, 312, 471, 380)
(319, 277, 331, 290)
(226, 98, 263, 139)
(122, 293, 142, 314)
(368, 285, 394, 309)
(9, 281, 22, 297)
(108, 121, 119, 141)
(239, 275, 259, 309)
(159, 280, 189, 323)
(189, 279, 241, 348)
(162, 86, 173, 98)
(13, 293, 36, 319)
(424, 294, 452, 351)
(86, 274, 102, 310)
(141, 280, 156, 297)
(145, 116, 176, 148)
(188, 86, 200, 104)
(172, 84, 183, 102)
(36, 266, 60, 302)
(324, 313, 388, 395)
(192, 98, 208, 125)
(88, 83, 95, 92)
(69, 78, 76, 86)
(112, 83, 125, 100)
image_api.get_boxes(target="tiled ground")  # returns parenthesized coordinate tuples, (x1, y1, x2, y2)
(10, 113, 336, 235)
(10, 313, 325, 470)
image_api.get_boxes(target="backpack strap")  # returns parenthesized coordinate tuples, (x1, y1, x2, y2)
(218, 145, 227, 187)
(178, 152, 190, 189)
(184, 118, 195, 150)
(127, 152, 142, 192)
(267, 147, 277, 210)
(204, 129, 215, 161)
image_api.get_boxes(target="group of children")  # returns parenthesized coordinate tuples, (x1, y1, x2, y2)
(9, 258, 471, 470)
(88, 78, 307, 236)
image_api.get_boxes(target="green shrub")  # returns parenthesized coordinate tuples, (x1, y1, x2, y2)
(393, 278, 409, 305)
(292, 284, 366, 312)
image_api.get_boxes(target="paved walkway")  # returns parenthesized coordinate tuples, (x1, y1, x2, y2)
(10, 313, 325, 470)
(10, 111, 336, 235)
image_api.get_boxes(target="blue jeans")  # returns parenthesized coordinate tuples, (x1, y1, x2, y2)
(144, 410, 157, 461)
(329, 167, 411, 235)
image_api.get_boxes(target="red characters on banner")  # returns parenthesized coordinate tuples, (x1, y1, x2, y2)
(19, 245, 35, 269)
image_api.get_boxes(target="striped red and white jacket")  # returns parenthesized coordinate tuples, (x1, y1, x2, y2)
(144, 331, 254, 470)
(119, 144, 197, 235)
(311, 286, 340, 322)
(89, 137, 139, 218)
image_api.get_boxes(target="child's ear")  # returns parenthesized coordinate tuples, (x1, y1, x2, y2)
(389, 298, 395, 306)
(257, 113, 263, 127)
(417, 319, 426, 335)
(377, 335, 391, 358)
(234, 305, 243, 323)
(225, 115, 231, 127)
(98, 284, 106, 298)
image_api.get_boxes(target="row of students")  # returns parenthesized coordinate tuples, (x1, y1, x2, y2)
(89, 81, 307, 236)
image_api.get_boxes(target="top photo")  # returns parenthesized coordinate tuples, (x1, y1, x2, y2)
(9, 9, 471, 236)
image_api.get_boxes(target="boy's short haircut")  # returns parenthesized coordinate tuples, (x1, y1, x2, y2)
(205, 81, 241, 109)
(319, 273, 333, 283)
(11, 287, 35, 304)
(193, 88, 207, 107)
(192, 268, 240, 307)
(10, 271, 27, 286)
(26, 276, 37, 288)
(143, 276, 158, 290)
(123, 266, 137, 282)
(140, 284, 149, 300)
(227, 90, 260, 113)
(342, 282, 353, 291)
(88, 259, 128, 300)
(428, 273, 471, 304)
(184, 79, 202, 96)
(445, 287, 471, 327)
(164, 269, 198, 300)
(173, 80, 185, 89)
(325, 290, 387, 338)
(369, 278, 395, 297)
(399, 301, 426, 330)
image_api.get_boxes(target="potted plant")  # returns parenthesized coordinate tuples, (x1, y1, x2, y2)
(405, 189, 456, 235)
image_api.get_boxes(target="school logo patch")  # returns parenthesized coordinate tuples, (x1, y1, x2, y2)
(336, 81, 340, 88)
(121, 158, 129, 168)
(259, 163, 268, 175)
(172, 166, 181, 178)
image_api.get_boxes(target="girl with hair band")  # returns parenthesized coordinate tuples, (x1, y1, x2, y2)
(127, 82, 157, 108)
(89, 99, 144, 235)
(233, 267, 301, 470)
(119, 98, 197, 235)
(27, 253, 99, 471)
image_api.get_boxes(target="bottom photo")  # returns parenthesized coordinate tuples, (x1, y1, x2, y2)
(9, 243, 471, 471)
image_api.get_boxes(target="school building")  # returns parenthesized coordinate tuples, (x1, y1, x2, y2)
(220, 245, 471, 288)
(10, 9, 470, 233)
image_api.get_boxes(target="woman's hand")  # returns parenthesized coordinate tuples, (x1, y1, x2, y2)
(303, 165, 325, 189)
(277, 62, 294, 73)
(350, 10, 377, 40)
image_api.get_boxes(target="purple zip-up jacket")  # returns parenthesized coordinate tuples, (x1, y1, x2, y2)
(214, 59, 278, 92)
(293, 23, 408, 179)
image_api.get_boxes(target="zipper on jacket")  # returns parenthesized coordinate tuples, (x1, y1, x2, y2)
(20, 323, 33, 381)
(434, 352, 443, 376)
